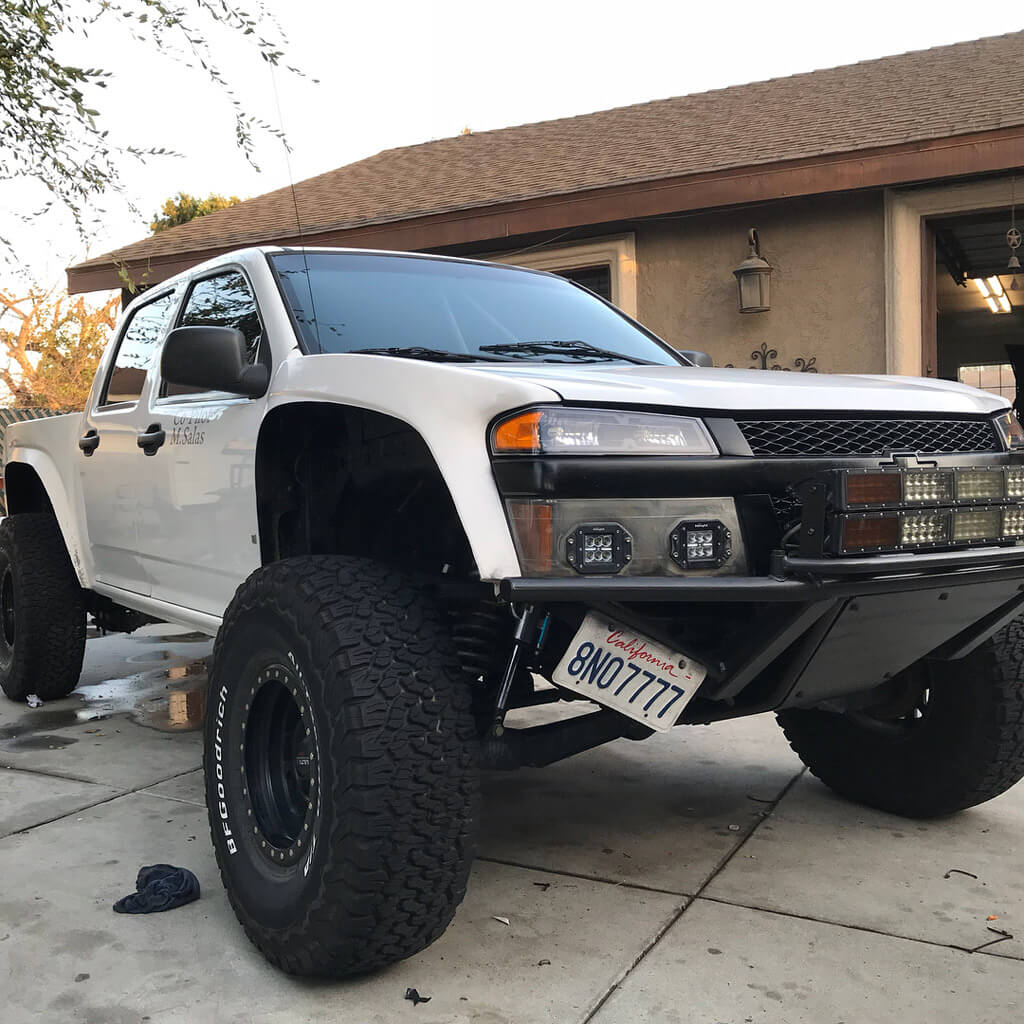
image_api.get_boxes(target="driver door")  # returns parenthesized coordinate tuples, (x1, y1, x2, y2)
(134, 268, 268, 617)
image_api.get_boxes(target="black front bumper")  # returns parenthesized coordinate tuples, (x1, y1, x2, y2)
(501, 545, 1024, 722)
(500, 544, 1024, 603)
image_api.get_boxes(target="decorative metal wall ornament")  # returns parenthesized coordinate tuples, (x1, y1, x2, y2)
(725, 342, 819, 372)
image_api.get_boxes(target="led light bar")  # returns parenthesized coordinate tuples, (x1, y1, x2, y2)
(952, 508, 1002, 542)
(837, 467, 1024, 508)
(838, 506, 1020, 553)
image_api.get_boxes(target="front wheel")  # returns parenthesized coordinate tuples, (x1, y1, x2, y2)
(777, 621, 1024, 818)
(205, 556, 480, 977)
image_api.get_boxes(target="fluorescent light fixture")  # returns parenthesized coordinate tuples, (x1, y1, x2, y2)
(987, 275, 1005, 297)
(1000, 294, 1012, 313)
(986, 296, 1000, 313)
(975, 278, 991, 297)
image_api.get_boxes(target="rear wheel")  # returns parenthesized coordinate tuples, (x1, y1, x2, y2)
(777, 621, 1024, 817)
(0, 514, 86, 702)
(205, 555, 480, 976)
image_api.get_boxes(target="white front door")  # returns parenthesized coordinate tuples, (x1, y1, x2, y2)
(135, 394, 263, 616)
(136, 268, 268, 617)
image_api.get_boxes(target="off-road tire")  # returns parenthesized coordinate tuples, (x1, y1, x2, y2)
(777, 621, 1024, 817)
(0, 514, 86, 702)
(205, 556, 480, 977)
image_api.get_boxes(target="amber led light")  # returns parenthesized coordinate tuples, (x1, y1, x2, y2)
(841, 515, 900, 552)
(844, 472, 902, 507)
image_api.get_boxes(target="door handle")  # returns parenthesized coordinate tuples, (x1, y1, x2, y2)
(78, 430, 100, 456)
(137, 423, 166, 456)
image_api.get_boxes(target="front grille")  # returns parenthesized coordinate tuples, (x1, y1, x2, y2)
(736, 418, 1001, 458)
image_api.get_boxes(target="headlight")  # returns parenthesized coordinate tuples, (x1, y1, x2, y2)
(490, 407, 718, 456)
(994, 411, 1024, 451)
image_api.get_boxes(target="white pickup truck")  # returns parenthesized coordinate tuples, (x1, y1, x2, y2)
(4, 246, 1024, 976)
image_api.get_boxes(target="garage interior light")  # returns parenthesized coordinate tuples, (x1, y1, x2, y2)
(974, 276, 1013, 314)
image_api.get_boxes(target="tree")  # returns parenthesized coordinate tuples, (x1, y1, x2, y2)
(151, 192, 244, 233)
(0, 1, 299, 257)
(0, 287, 119, 409)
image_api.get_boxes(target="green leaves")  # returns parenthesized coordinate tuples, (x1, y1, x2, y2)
(1, 0, 296, 261)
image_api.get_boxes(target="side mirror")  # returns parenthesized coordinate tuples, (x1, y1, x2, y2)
(678, 349, 713, 368)
(161, 326, 270, 398)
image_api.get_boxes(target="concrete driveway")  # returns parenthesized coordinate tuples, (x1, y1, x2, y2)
(1, 626, 1021, 1023)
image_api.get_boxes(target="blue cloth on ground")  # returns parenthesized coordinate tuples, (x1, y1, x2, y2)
(112, 864, 200, 914)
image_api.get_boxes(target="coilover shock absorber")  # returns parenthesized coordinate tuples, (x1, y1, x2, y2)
(450, 598, 508, 683)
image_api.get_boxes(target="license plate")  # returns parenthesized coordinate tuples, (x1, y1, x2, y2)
(552, 613, 705, 733)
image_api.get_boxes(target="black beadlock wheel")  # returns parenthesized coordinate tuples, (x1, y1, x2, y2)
(204, 555, 480, 977)
(0, 514, 86, 702)
(777, 620, 1024, 818)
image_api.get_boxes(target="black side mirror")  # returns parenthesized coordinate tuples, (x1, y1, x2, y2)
(678, 349, 714, 368)
(161, 326, 270, 398)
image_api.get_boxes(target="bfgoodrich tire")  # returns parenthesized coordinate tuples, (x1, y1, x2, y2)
(777, 621, 1024, 818)
(0, 514, 86, 702)
(205, 556, 480, 977)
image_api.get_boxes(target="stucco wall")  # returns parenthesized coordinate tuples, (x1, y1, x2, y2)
(634, 193, 886, 374)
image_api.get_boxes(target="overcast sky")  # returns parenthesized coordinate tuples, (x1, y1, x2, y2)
(4, 0, 1022, 294)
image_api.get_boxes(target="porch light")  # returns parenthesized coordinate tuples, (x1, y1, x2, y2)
(733, 229, 772, 313)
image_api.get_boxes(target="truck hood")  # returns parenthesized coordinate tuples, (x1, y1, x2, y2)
(475, 364, 1009, 415)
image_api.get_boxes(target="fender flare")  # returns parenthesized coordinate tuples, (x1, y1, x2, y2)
(4, 447, 90, 587)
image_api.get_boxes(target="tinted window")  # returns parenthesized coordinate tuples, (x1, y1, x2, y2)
(269, 253, 678, 365)
(166, 271, 262, 397)
(102, 291, 177, 405)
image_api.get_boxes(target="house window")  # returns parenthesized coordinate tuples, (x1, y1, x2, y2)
(958, 362, 1017, 402)
(555, 265, 612, 301)
(485, 233, 637, 318)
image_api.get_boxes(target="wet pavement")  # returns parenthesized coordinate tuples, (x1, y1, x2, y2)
(0, 625, 1022, 1023)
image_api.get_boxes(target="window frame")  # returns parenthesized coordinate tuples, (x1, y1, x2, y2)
(483, 233, 638, 318)
(97, 286, 182, 410)
(154, 263, 268, 406)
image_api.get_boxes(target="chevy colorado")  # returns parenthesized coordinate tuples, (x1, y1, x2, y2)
(3, 246, 1024, 976)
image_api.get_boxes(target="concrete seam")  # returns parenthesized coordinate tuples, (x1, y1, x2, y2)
(474, 855, 691, 898)
(136, 788, 206, 809)
(0, 764, 202, 843)
(580, 766, 807, 1023)
(0, 762, 109, 786)
(697, 893, 1023, 962)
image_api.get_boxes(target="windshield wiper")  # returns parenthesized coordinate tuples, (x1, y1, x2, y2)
(478, 339, 655, 365)
(349, 346, 512, 363)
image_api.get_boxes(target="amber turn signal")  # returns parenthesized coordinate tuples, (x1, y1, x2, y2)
(841, 515, 900, 552)
(492, 411, 542, 453)
(844, 472, 902, 507)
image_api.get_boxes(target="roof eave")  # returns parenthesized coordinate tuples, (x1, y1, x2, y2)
(68, 125, 1024, 294)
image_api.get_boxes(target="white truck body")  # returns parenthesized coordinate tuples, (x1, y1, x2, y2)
(3, 246, 1009, 635)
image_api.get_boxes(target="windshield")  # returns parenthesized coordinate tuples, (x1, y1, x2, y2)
(268, 252, 682, 365)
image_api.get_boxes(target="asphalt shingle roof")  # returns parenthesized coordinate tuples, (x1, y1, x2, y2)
(73, 31, 1024, 272)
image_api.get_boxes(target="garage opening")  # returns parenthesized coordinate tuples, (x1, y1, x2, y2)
(931, 208, 1024, 411)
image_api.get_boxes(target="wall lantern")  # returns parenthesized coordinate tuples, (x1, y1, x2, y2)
(733, 228, 772, 313)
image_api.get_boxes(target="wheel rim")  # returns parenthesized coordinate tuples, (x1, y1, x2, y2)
(242, 665, 319, 867)
(1, 568, 15, 651)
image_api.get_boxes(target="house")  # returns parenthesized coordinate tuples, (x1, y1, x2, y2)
(68, 32, 1024, 398)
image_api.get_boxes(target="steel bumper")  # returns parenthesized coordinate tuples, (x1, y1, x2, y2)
(499, 544, 1024, 604)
